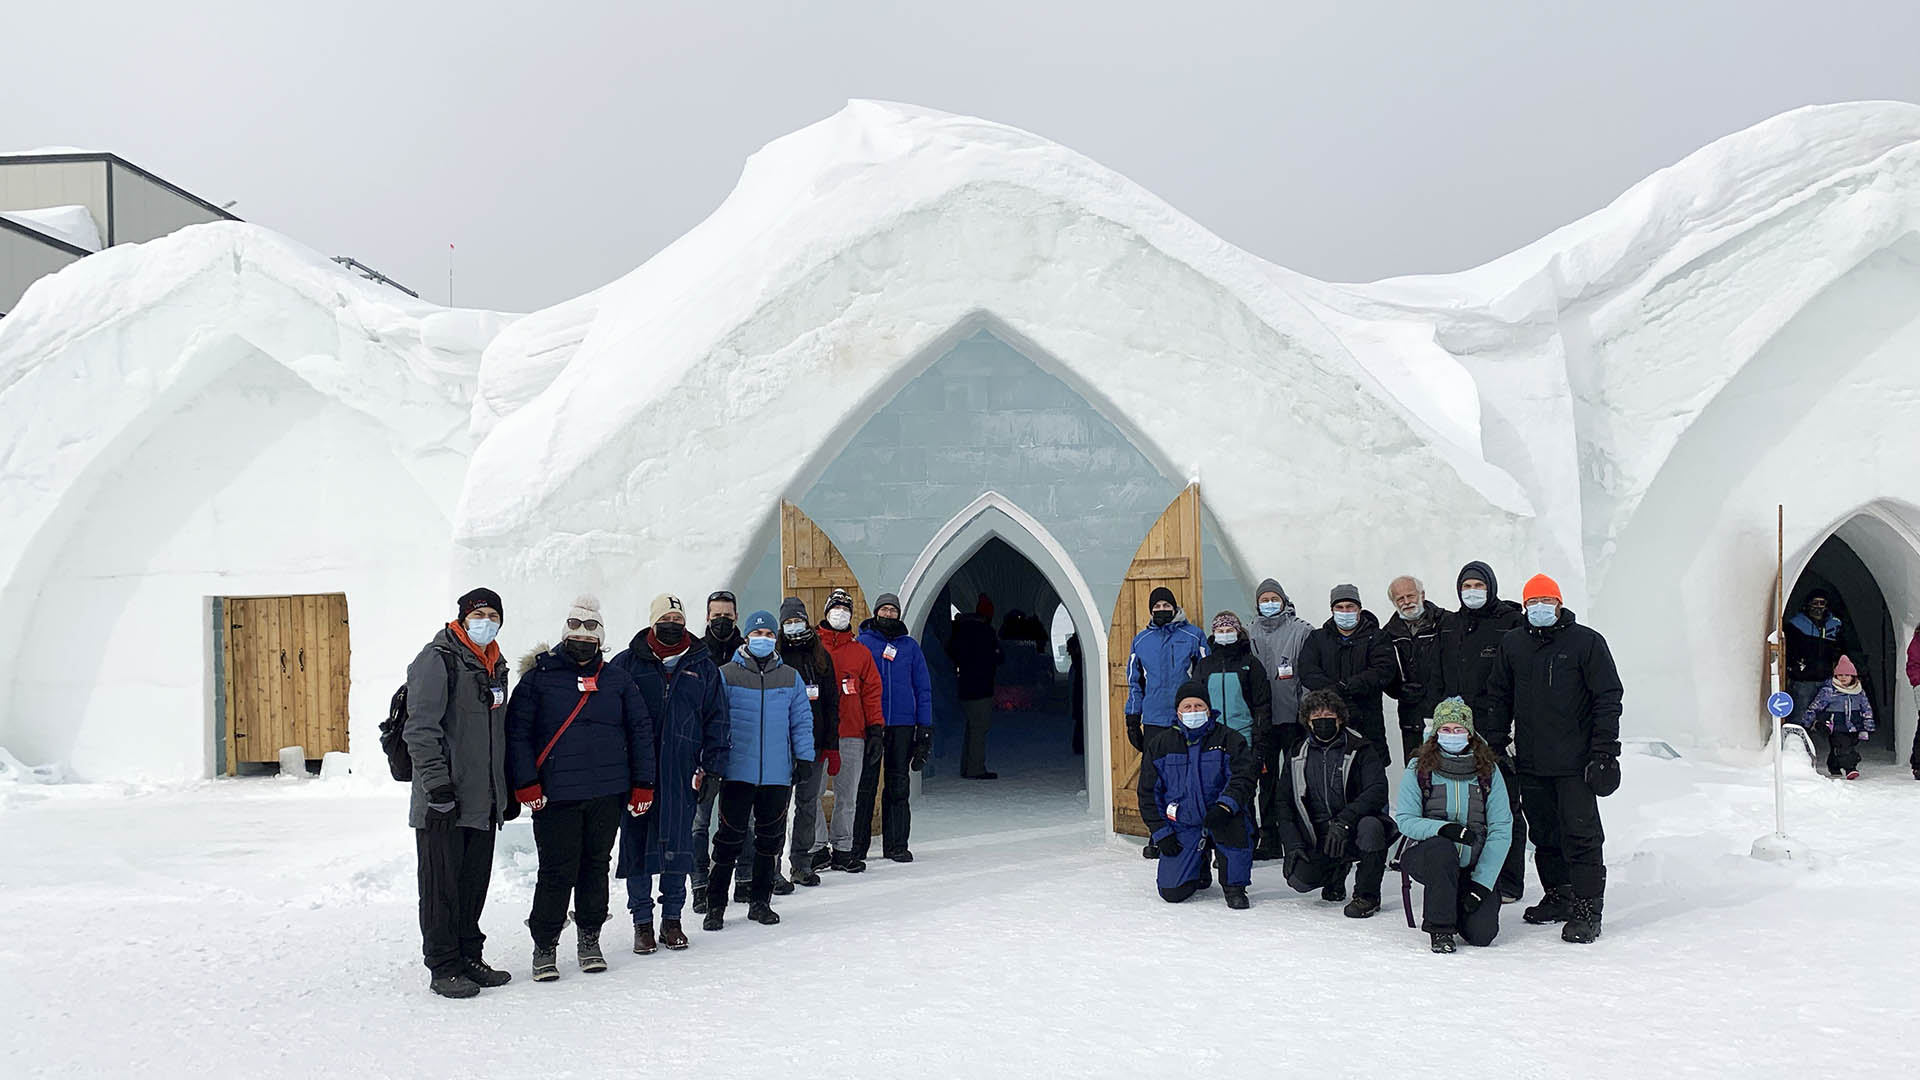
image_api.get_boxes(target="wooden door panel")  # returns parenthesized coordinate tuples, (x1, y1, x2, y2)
(222, 593, 351, 772)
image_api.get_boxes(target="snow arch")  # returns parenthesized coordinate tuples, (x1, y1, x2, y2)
(896, 491, 1109, 815)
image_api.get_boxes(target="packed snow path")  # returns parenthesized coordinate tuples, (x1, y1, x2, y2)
(3, 756, 1917, 1078)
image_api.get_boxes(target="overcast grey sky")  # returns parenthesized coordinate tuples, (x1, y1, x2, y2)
(5, 1, 1919, 313)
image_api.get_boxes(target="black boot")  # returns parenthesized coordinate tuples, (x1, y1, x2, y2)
(463, 958, 511, 987)
(704, 863, 735, 931)
(1562, 896, 1604, 943)
(1430, 932, 1458, 954)
(1223, 886, 1250, 910)
(1142, 839, 1160, 859)
(748, 901, 782, 925)
(577, 926, 607, 973)
(830, 850, 866, 874)
(430, 971, 482, 998)
(531, 945, 559, 982)
(691, 884, 709, 915)
(1524, 886, 1575, 925)
(1343, 895, 1381, 919)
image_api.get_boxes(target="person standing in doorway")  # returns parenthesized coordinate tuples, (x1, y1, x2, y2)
(1067, 633, 1086, 756)
(948, 594, 1004, 780)
(1125, 586, 1208, 858)
(778, 597, 838, 885)
(1298, 584, 1396, 749)
(1394, 697, 1514, 954)
(610, 593, 729, 956)
(1486, 574, 1623, 945)
(1383, 575, 1447, 762)
(690, 590, 743, 914)
(1191, 611, 1273, 778)
(817, 589, 885, 872)
(855, 593, 934, 863)
(1272, 689, 1394, 919)
(1139, 681, 1258, 909)
(1908, 625, 1920, 781)
(1434, 560, 1527, 903)
(1785, 589, 1844, 718)
(705, 611, 815, 930)
(405, 587, 514, 998)
(1802, 655, 1874, 779)
(1247, 578, 1311, 860)
(507, 595, 656, 981)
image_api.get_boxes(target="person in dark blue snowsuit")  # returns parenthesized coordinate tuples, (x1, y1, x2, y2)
(1138, 680, 1258, 909)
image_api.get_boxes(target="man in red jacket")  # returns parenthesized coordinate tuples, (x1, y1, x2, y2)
(816, 589, 885, 872)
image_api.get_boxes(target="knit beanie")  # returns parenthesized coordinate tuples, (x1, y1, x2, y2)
(779, 596, 809, 624)
(1148, 586, 1178, 610)
(1254, 578, 1287, 605)
(1834, 655, 1858, 679)
(565, 594, 604, 643)
(1174, 679, 1211, 711)
(458, 587, 503, 621)
(744, 609, 778, 636)
(874, 593, 902, 615)
(649, 592, 685, 624)
(1521, 574, 1562, 604)
(1329, 583, 1361, 607)
(1431, 696, 1475, 736)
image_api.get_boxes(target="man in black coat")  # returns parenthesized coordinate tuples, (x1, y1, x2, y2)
(1383, 575, 1447, 764)
(691, 590, 744, 909)
(1486, 574, 1623, 945)
(1272, 689, 1394, 919)
(947, 594, 1004, 779)
(1297, 583, 1397, 749)
(1434, 560, 1528, 901)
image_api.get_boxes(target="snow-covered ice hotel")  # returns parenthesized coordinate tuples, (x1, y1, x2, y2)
(2, 101, 1917, 830)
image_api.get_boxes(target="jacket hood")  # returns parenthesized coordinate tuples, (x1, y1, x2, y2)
(1457, 561, 1501, 606)
(518, 644, 549, 676)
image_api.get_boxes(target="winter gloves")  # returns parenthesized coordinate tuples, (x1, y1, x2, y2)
(1203, 802, 1235, 833)
(628, 787, 654, 816)
(427, 784, 458, 827)
(1125, 714, 1143, 751)
(910, 729, 933, 771)
(1322, 820, 1351, 859)
(864, 729, 885, 767)
(823, 749, 842, 777)
(513, 784, 548, 812)
(1438, 822, 1482, 847)
(1156, 831, 1183, 857)
(1462, 881, 1493, 915)
(791, 760, 813, 787)
(1585, 752, 1622, 797)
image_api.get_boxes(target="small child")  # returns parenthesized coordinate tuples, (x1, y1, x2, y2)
(1802, 656, 1874, 779)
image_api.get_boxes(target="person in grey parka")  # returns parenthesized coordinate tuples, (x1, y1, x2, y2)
(1247, 577, 1312, 860)
(405, 587, 514, 999)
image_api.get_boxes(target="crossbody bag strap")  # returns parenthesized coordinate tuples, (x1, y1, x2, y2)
(535, 661, 603, 770)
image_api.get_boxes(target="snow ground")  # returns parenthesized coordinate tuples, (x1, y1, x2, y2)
(3, 748, 1917, 1079)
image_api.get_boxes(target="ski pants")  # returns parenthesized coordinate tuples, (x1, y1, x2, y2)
(527, 794, 623, 946)
(1494, 758, 1529, 899)
(1518, 772, 1606, 900)
(1284, 815, 1391, 900)
(1157, 826, 1252, 899)
(708, 781, 790, 907)
(415, 822, 495, 977)
(1256, 737, 1284, 851)
(852, 726, 916, 860)
(1403, 835, 1501, 946)
(1827, 730, 1863, 774)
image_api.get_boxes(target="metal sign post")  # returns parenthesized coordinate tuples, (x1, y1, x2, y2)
(1753, 504, 1806, 862)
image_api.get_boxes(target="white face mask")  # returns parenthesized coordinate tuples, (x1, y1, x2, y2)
(1179, 708, 1210, 729)
(826, 608, 851, 631)
(1460, 588, 1488, 610)
(464, 618, 499, 646)
(1214, 630, 1238, 645)
(783, 620, 808, 639)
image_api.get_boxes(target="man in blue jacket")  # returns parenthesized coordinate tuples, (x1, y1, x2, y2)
(1138, 680, 1257, 908)
(704, 610, 815, 931)
(1125, 586, 1207, 857)
(853, 593, 934, 863)
(610, 593, 730, 955)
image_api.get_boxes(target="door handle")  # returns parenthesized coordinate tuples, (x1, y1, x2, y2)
(299, 649, 306, 672)
(280, 650, 288, 674)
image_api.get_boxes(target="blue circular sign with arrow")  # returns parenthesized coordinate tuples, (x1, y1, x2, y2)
(1767, 691, 1795, 719)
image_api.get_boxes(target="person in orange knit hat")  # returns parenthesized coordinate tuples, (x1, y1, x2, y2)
(1485, 573, 1623, 946)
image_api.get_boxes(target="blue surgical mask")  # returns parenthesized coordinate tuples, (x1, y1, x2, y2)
(1258, 600, 1283, 618)
(1178, 708, 1210, 729)
(464, 618, 499, 646)
(1333, 610, 1359, 631)
(1214, 630, 1238, 646)
(1526, 602, 1558, 628)
(747, 636, 777, 658)
(1437, 731, 1471, 754)
(1460, 588, 1488, 610)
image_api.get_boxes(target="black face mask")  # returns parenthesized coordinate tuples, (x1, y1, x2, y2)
(1308, 716, 1341, 743)
(707, 616, 735, 640)
(655, 622, 686, 646)
(874, 616, 907, 638)
(1151, 609, 1174, 627)
(561, 638, 600, 664)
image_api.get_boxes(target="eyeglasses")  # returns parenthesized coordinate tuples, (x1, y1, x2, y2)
(566, 618, 602, 631)
(707, 590, 736, 604)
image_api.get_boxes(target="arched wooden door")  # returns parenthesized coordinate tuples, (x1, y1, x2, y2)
(781, 501, 871, 624)
(1107, 484, 1204, 836)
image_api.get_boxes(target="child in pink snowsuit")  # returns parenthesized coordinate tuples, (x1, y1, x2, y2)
(1802, 656, 1873, 779)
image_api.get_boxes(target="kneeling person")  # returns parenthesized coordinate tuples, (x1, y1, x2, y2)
(1275, 689, 1393, 918)
(1394, 697, 1513, 953)
(1138, 681, 1257, 909)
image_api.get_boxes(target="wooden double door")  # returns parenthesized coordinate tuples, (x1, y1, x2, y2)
(222, 593, 351, 773)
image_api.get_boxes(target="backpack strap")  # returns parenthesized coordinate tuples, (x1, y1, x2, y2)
(535, 661, 603, 771)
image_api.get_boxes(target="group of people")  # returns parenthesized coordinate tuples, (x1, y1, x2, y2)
(401, 586, 933, 999)
(1782, 587, 1920, 780)
(1127, 564, 1625, 954)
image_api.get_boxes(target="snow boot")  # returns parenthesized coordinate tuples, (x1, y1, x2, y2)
(430, 971, 482, 998)
(660, 920, 689, 951)
(811, 848, 833, 873)
(1524, 886, 1575, 925)
(577, 927, 608, 973)
(747, 900, 782, 925)
(1562, 897, 1604, 944)
(1430, 932, 1458, 954)
(531, 945, 559, 982)
(1223, 886, 1250, 910)
(1320, 878, 1347, 903)
(792, 865, 821, 887)
(733, 881, 751, 904)
(1344, 895, 1381, 919)
(633, 923, 657, 955)
(830, 851, 867, 874)
(1142, 840, 1159, 859)
(1845, 769, 1860, 780)
(702, 908, 726, 932)
(703, 864, 735, 931)
(886, 849, 914, 863)
(691, 887, 709, 915)
(772, 871, 796, 896)
(463, 958, 511, 988)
